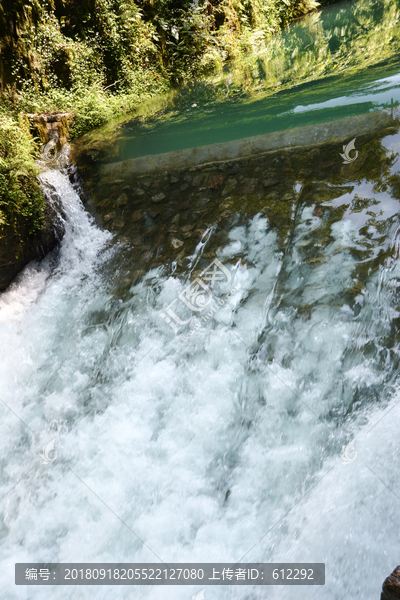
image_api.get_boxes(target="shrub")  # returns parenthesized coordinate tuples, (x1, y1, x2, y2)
(0, 115, 44, 238)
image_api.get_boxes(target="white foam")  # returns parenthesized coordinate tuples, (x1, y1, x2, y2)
(1, 161, 400, 600)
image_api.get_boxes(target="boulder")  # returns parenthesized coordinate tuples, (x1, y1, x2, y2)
(381, 566, 400, 600)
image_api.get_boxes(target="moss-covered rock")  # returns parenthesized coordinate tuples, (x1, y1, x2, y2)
(25, 112, 74, 157)
(0, 191, 64, 291)
(0, 114, 65, 290)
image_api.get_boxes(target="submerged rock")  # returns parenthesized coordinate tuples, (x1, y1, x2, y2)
(222, 178, 237, 195)
(241, 177, 258, 193)
(181, 224, 195, 232)
(192, 174, 204, 186)
(262, 177, 279, 188)
(115, 193, 128, 206)
(207, 173, 226, 189)
(131, 209, 143, 222)
(98, 198, 111, 208)
(152, 192, 166, 203)
(114, 219, 125, 229)
(170, 237, 184, 249)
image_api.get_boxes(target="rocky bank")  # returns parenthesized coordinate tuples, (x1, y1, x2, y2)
(0, 113, 72, 291)
(0, 181, 64, 292)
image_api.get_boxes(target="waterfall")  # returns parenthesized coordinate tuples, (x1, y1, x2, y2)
(1, 146, 400, 599)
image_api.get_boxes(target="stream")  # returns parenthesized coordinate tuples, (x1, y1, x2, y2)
(2, 0, 400, 599)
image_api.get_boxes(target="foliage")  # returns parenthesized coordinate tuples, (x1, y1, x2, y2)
(1, 0, 324, 94)
(0, 115, 44, 239)
(189, 0, 400, 107)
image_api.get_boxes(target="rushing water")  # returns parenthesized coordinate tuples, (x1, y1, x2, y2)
(2, 1, 400, 599)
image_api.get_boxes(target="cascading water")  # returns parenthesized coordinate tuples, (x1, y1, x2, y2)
(1, 138, 400, 599)
(3, 0, 400, 598)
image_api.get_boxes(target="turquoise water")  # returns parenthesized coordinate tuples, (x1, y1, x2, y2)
(117, 61, 400, 160)
(96, 0, 400, 162)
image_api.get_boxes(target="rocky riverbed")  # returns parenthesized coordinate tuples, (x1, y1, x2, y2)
(70, 109, 399, 300)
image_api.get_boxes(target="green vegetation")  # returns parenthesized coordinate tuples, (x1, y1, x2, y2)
(0, 114, 44, 237)
(0, 0, 326, 135)
(0, 0, 329, 239)
(172, 0, 400, 115)
(78, 0, 400, 166)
